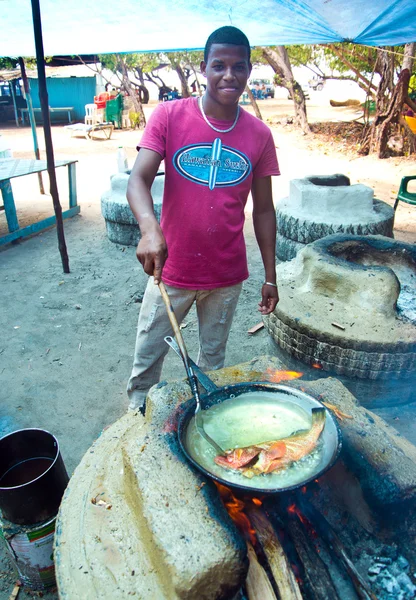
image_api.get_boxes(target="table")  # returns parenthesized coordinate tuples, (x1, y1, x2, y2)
(0, 158, 79, 245)
(64, 122, 114, 140)
(20, 107, 74, 124)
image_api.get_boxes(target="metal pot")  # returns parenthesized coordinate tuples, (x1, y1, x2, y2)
(166, 339, 342, 495)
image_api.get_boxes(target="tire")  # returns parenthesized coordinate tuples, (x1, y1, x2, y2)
(276, 199, 394, 244)
(275, 233, 304, 261)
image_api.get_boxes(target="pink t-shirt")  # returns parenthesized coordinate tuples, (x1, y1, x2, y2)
(138, 97, 280, 289)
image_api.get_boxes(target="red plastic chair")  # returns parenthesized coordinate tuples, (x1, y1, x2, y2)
(94, 92, 110, 110)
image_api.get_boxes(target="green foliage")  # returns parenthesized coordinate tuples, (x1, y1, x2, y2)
(0, 57, 37, 69)
(129, 111, 141, 128)
(98, 53, 161, 74)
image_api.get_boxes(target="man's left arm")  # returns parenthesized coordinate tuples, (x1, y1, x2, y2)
(251, 176, 279, 315)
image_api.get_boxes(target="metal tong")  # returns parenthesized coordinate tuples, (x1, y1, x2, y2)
(158, 282, 224, 455)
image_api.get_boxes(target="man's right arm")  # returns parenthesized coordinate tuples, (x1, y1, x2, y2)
(127, 148, 167, 284)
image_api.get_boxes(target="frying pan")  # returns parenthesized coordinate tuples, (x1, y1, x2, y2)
(165, 337, 342, 495)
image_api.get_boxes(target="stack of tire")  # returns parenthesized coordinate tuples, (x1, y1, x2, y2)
(275, 175, 395, 262)
(101, 172, 164, 246)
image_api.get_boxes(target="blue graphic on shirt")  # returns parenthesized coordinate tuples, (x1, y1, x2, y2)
(173, 140, 251, 189)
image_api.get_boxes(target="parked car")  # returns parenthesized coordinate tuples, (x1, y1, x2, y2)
(308, 77, 325, 91)
(249, 79, 275, 99)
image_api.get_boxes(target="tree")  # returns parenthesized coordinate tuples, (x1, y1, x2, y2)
(261, 46, 310, 134)
(361, 43, 416, 157)
(97, 53, 146, 128)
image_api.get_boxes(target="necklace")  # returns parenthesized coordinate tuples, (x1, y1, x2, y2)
(198, 96, 240, 133)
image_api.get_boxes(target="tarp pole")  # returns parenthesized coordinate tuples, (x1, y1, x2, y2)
(18, 58, 45, 194)
(9, 80, 19, 127)
(30, 0, 70, 273)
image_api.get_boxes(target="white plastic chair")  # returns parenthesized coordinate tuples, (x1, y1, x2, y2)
(85, 104, 100, 125)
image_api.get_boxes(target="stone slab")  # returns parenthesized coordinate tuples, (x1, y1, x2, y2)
(266, 235, 416, 379)
(55, 356, 288, 599)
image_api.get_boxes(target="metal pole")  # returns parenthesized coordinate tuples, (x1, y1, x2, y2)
(18, 58, 45, 195)
(9, 80, 19, 127)
(30, 0, 69, 273)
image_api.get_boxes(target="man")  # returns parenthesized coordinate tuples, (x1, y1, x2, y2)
(126, 26, 280, 411)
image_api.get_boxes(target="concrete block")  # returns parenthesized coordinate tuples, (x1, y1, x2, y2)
(289, 174, 374, 219)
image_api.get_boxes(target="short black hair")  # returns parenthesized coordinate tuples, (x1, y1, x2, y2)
(204, 26, 251, 63)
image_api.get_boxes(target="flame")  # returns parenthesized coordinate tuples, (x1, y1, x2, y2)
(215, 482, 257, 545)
(264, 368, 303, 383)
(252, 497, 263, 506)
(312, 363, 323, 369)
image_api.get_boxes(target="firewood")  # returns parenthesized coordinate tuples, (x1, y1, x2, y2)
(9, 584, 20, 600)
(283, 512, 341, 600)
(246, 504, 303, 600)
(247, 322, 265, 335)
(245, 541, 278, 600)
(297, 496, 378, 600)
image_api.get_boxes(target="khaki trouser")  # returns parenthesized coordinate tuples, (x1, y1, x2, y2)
(126, 277, 242, 409)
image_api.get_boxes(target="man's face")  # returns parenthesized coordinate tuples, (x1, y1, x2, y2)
(201, 44, 252, 106)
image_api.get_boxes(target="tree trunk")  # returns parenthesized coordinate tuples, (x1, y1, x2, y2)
(117, 55, 146, 128)
(368, 68, 411, 157)
(190, 64, 202, 96)
(262, 46, 310, 134)
(362, 43, 415, 158)
(172, 62, 191, 98)
(403, 42, 415, 72)
(133, 67, 150, 104)
(245, 85, 262, 120)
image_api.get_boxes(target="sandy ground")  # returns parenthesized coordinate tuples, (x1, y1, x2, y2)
(0, 96, 415, 598)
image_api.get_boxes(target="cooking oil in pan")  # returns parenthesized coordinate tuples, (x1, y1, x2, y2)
(185, 391, 326, 490)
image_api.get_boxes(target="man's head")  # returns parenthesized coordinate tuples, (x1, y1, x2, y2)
(201, 26, 252, 109)
(204, 26, 251, 63)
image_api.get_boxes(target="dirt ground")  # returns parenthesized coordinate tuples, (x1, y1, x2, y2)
(0, 97, 415, 599)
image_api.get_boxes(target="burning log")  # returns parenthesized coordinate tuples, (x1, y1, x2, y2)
(297, 495, 378, 600)
(245, 503, 303, 600)
(245, 541, 278, 600)
(282, 503, 341, 600)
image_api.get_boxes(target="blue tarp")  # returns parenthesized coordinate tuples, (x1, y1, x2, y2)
(0, 0, 415, 57)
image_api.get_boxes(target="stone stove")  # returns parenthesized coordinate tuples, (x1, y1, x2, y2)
(54, 357, 416, 600)
(275, 174, 394, 261)
(265, 234, 416, 398)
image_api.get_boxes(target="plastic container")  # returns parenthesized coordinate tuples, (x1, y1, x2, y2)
(117, 146, 128, 172)
(0, 428, 69, 525)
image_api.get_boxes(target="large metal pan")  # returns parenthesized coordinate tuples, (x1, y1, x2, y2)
(166, 338, 342, 495)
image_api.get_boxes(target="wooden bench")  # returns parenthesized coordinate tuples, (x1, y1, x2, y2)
(20, 107, 74, 124)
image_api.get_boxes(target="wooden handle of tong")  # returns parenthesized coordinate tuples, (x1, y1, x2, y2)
(158, 281, 190, 367)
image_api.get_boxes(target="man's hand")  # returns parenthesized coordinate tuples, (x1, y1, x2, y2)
(136, 226, 168, 285)
(258, 283, 279, 315)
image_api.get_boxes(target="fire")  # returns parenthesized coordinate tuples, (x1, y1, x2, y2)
(312, 363, 323, 369)
(264, 368, 303, 383)
(215, 482, 257, 545)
